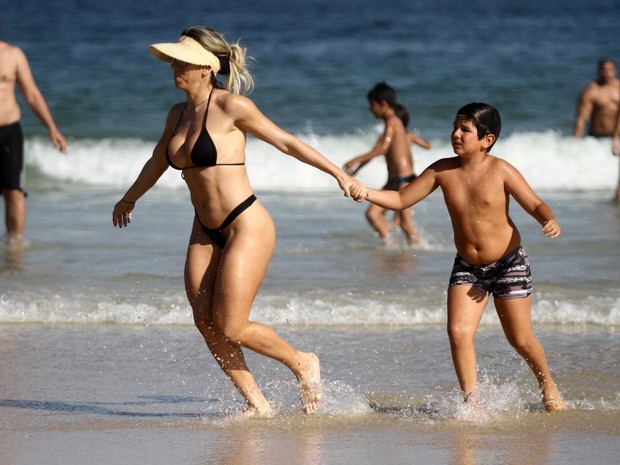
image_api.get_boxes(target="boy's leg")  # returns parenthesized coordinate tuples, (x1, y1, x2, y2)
(447, 285, 488, 399)
(494, 296, 566, 411)
(365, 203, 392, 242)
(397, 207, 420, 245)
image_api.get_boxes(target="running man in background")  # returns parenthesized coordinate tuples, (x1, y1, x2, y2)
(0, 39, 67, 247)
(352, 102, 566, 412)
(343, 82, 426, 246)
(610, 104, 620, 205)
(573, 58, 620, 138)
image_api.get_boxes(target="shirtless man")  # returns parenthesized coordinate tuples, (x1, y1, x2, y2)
(343, 82, 420, 246)
(611, 110, 620, 205)
(573, 58, 620, 138)
(0, 40, 67, 246)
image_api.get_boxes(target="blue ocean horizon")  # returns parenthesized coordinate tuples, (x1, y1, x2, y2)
(4, 0, 620, 140)
(2, 4, 620, 462)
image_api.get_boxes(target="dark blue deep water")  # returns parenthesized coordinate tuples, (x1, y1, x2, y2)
(3, 0, 620, 139)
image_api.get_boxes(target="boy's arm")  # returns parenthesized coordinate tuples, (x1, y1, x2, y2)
(532, 203, 561, 239)
(366, 163, 439, 209)
(503, 161, 561, 239)
(343, 125, 394, 175)
(409, 132, 432, 150)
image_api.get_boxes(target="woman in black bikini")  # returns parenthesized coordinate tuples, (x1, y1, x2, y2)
(112, 26, 366, 416)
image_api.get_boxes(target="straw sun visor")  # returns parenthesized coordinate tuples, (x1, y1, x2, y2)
(150, 35, 221, 74)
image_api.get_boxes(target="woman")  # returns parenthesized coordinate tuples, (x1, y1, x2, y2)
(112, 26, 365, 416)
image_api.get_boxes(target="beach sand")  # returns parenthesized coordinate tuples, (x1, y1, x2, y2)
(1, 324, 618, 465)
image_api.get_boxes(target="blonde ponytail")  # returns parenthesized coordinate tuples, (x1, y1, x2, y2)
(227, 42, 254, 95)
(181, 26, 254, 95)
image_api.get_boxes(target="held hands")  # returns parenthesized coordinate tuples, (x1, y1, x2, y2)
(339, 174, 367, 202)
(112, 199, 135, 228)
(542, 219, 561, 239)
(348, 181, 368, 202)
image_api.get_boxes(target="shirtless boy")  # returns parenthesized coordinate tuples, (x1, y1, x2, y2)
(0, 40, 67, 246)
(343, 82, 420, 246)
(573, 58, 620, 138)
(353, 102, 566, 412)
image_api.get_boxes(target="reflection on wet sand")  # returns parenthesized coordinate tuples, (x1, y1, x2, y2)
(214, 423, 323, 465)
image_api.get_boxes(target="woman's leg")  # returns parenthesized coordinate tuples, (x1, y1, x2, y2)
(185, 219, 272, 416)
(494, 296, 566, 412)
(213, 210, 321, 413)
(447, 285, 488, 400)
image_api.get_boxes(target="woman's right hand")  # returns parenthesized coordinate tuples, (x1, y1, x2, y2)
(112, 199, 135, 228)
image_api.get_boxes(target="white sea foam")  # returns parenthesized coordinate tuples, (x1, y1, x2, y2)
(1, 290, 618, 327)
(24, 130, 619, 193)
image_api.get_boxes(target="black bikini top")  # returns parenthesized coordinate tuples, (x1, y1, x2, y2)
(166, 89, 244, 170)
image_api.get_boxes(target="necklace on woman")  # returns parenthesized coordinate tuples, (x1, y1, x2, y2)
(185, 96, 210, 111)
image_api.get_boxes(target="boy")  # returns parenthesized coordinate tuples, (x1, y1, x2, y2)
(343, 82, 421, 246)
(353, 102, 566, 412)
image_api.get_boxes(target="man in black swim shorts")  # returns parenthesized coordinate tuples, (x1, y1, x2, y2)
(0, 39, 67, 245)
(0, 122, 25, 192)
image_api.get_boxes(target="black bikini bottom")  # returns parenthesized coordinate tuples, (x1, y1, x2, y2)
(197, 194, 257, 249)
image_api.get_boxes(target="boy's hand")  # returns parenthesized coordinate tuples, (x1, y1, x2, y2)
(343, 160, 360, 176)
(542, 219, 561, 239)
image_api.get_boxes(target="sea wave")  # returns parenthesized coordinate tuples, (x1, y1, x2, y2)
(1, 290, 618, 327)
(25, 130, 619, 193)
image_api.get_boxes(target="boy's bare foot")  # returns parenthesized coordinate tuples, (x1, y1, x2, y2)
(297, 352, 322, 414)
(381, 234, 397, 248)
(542, 384, 567, 412)
(406, 234, 421, 246)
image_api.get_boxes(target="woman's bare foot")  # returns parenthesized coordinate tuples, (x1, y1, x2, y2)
(542, 384, 567, 412)
(297, 352, 322, 414)
(463, 390, 480, 406)
(242, 404, 274, 418)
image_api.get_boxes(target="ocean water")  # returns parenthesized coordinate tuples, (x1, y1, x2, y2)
(1, 0, 620, 464)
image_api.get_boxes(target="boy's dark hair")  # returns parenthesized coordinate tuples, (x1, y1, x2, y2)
(367, 82, 397, 108)
(456, 102, 502, 150)
(395, 103, 410, 128)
